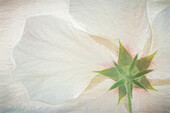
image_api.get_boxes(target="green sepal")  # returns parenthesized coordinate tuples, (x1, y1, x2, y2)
(113, 62, 127, 76)
(94, 67, 121, 81)
(118, 85, 126, 105)
(133, 80, 147, 91)
(109, 79, 125, 90)
(135, 51, 157, 91)
(118, 41, 132, 66)
(136, 51, 157, 71)
(139, 76, 158, 91)
(134, 69, 153, 78)
(129, 54, 138, 74)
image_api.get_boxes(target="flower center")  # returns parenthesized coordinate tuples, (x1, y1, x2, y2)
(94, 41, 157, 113)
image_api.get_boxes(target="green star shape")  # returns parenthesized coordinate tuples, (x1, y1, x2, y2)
(94, 41, 157, 113)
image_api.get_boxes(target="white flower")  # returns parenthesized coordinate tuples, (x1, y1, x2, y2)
(0, 0, 170, 113)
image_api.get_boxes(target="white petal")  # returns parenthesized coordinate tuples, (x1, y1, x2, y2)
(0, 0, 69, 81)
(0, 0, 69, 45)
(12, 16, 115, 104)
(0, 44, 12, 82)
(70, 0, 151, 55)
(1, 79, 169, 112)
(132, 85, 170, 113)
(58, 80, 170, 113)
(68, 79, 129, 113)
(0, 81, 71, 113)
(148, 7, 170, 81)
(147, 0, 170, 24)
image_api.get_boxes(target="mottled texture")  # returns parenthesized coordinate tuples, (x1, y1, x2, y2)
(70, 0, 151, 56)
(0, 0, 170, 113)
(12, 16, 115, 104)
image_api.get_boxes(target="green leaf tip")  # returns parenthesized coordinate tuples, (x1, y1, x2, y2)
(118, 86, 126, 105)
(118, 41, 132, 66)
(150, 87, 159, 92)
(152, 50, 158, 56)
(133, 80, 148, 91)
(94, 41, 157, 113)
(109, 79, 125, 90)
(118, 39, 122, 46)
(134, 69, 153, 78)
(93, 67, 121, 81)
(139, 76, 157, 91)
(136, 51, 157, 71)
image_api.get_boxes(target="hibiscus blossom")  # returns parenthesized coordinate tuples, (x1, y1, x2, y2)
(0, 0, 170, 113)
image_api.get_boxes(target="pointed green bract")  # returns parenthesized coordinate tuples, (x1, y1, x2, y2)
(139, 76, 158, 91)
(134, 76, 157, 91)
(109, 79, 125, 90)
(133, 80, 147, 91)
(135, 51, 157, 91)
(136, 51, 157, 71)
(129, 54, 138, 74)
(118, 85, 126, 104)
(94, 67, 121, 81)
(113, 62, 127, 76)
(118, 41, 132, 66)
(134, 69, 153, 78)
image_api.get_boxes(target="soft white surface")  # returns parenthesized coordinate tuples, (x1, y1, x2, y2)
(147, 0, 170, 24)
(12, 16, 115, 104)
(0, 0, 170, 113)
(70, 0, 152, 56)
(70, 0, 170, 80)
(0, 0, 69, 81)
(1, 79, 169, 113)
(67, 80, 170, 113)
(148, 6, 170, 80)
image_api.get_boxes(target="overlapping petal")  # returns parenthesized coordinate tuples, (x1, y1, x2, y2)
(0, 0, 169, 112)
(147, 0, 170, 24)
(148, 6, 170, 82)
(59, 79, 170, 113)
(70, 0, 151, 55)
(0, 0, 69, 81)
(12, 16, 115, 104)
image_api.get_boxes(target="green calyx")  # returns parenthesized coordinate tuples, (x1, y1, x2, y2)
(94, 41, 157, 113)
